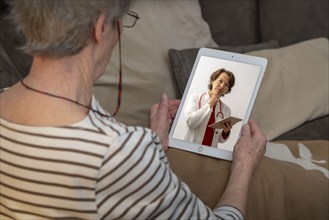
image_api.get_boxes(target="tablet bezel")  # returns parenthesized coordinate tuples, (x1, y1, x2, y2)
(168, 47, 268, 161)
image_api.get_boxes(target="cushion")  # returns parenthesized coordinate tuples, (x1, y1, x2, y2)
(93, 0, 217, 127)
(274, 115, 329, 141)
(199, 0, 259, 46)
(259, 0, 329, 46)
(248, 38, 329, 140)
(168, 40, 280, 96)
(0, 5, 32, 89)
(166, 140, 329, 220)
(0, 43, 21, 89)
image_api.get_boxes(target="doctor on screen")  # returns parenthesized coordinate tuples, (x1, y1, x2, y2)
(183, 68, 235, 147)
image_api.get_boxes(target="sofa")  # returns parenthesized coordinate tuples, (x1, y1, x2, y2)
(1, 0, 328, 219)
(1, 0, 328, 142)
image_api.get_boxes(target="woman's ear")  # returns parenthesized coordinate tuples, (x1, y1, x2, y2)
(94, 12, 107, 43)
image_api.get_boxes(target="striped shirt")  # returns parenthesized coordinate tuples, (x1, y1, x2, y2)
(0, 96, 243, 220)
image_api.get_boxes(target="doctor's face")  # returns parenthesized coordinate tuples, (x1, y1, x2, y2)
(211, 73, 230, 96)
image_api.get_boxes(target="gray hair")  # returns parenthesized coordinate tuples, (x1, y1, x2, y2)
(8, 0, 131, 58)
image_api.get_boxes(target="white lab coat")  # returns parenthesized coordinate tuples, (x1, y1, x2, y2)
(183, 93, 231, 147)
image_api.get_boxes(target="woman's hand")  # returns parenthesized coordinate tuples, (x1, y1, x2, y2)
(232, 118, 267, 176)
(149, 94, 180, 151)
(216, 118, 267, 215)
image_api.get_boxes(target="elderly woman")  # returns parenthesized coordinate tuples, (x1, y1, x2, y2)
(184, 68, 236, 147)
(0, 1, 266, 219)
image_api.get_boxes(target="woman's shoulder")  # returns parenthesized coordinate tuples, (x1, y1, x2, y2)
(69, 113, 162, 160)
(109, 123, 156, 139)
(82, 111, 155, 143)
(112, 124, 157, 143)
(98, 123, 164, 163)
(90, 96, 156, 138)
(88, 97, 163, 156)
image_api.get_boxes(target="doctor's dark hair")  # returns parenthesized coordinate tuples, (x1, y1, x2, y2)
(8, 0, 131, 58)
(208, 68, 235, 93)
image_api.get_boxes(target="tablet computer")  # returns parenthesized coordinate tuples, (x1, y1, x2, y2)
(208, 116, 242, 129)
(168, 48, 268, 161)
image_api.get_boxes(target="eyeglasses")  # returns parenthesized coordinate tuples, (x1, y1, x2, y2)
(108, 11, 139, 117)
(107, 11, 139, 117)
(123, 10, 140, 28)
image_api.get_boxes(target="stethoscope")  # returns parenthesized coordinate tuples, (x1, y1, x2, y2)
(198, 93, 224, 119)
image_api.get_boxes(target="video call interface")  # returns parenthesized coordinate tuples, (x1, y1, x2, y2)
(171, 55, 262, 152)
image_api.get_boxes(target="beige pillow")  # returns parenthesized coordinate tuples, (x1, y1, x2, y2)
(93, 1, 217, 127)
(249, 38, 329, 140)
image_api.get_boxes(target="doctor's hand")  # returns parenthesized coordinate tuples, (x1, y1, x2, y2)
(222, 121, 232, 134)
(208, 91, 220, 108)
(149, 94, 180, 151)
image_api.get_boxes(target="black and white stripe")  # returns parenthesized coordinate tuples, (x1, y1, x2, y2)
(0, 97, 243, 220)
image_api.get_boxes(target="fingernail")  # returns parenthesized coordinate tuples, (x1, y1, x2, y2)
(162, 93, 168, 101)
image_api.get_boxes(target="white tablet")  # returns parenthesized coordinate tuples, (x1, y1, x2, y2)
(168, 48, 268, 161)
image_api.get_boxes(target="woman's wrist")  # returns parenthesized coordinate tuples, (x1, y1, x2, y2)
(231, 159, 256, 181)
(215, 166, 252, 215)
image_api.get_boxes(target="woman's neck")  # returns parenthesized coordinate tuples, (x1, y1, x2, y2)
(25, 53, 94, 107)
(0, 54, 96, 126)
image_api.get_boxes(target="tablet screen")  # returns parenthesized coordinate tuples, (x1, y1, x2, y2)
(168, 48, 267, 161)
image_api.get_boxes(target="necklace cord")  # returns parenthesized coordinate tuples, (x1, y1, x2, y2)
(20, 80, 110, 117)
(19, 22, 123, 118)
